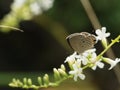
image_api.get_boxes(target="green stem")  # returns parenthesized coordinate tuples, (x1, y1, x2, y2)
(97, 35, 120, 60)
(82, 35, 120, 70)
(82, 64, 90, 69)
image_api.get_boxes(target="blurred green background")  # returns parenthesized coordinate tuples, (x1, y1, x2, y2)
(0, 0, 120, 90)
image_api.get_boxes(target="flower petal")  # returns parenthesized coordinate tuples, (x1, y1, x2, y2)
(74, 75, 78, 81)
(78, 74, 86, 80)
(97, 62, 104, 68)
(101, 27, 106, 33)
(105, 33, 110, 37)
(92, 65, 97, 70)
(96, 29, 101, 35)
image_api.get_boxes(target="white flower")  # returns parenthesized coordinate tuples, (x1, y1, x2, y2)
(103, 58, 120, 70)
(64, 52, 82, 63)
(82, 49, 97, 65)
(91, 60, 104, 70)
(30, 0, 54, 15)
(82, 49, 96, 58)
(95, 27, 110, 48)
(82, 49, 104, 70)
(30, 2, 42, 15)
(64, 52, 77, 63)
(39, 0, 54, 11)
(95, 27, 110, 40)
(12, 0, 25, 9)
(69, 64, 85, 81)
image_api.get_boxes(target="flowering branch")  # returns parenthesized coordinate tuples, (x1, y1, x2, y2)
(9, 27, 120, 89)
(66, 27, 120, 81)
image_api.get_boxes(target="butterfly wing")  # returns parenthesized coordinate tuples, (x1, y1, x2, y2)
(67, 32, 96, 54)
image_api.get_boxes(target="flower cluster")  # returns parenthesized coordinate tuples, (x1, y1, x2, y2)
(65, 27, 120, 81)
(12, 0, 54, 16)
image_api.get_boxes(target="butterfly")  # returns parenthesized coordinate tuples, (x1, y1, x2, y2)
(66, 32, 97, 54)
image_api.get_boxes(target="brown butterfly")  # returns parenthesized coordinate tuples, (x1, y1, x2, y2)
(66, 32, 97, 54)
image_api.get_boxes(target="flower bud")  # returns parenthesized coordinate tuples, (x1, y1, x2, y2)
(28, 78, 32, 86)
(38, 77, 42, 86)
(58, 69, 67, 77)
(43, 74, 49, 86)
(53, 68, 61, 80)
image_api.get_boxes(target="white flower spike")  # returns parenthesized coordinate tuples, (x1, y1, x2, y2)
(65, 27, 120, 81)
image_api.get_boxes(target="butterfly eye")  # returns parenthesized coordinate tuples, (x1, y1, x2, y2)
(92, 37, 97, 44)
(93, 38, 96, 42)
